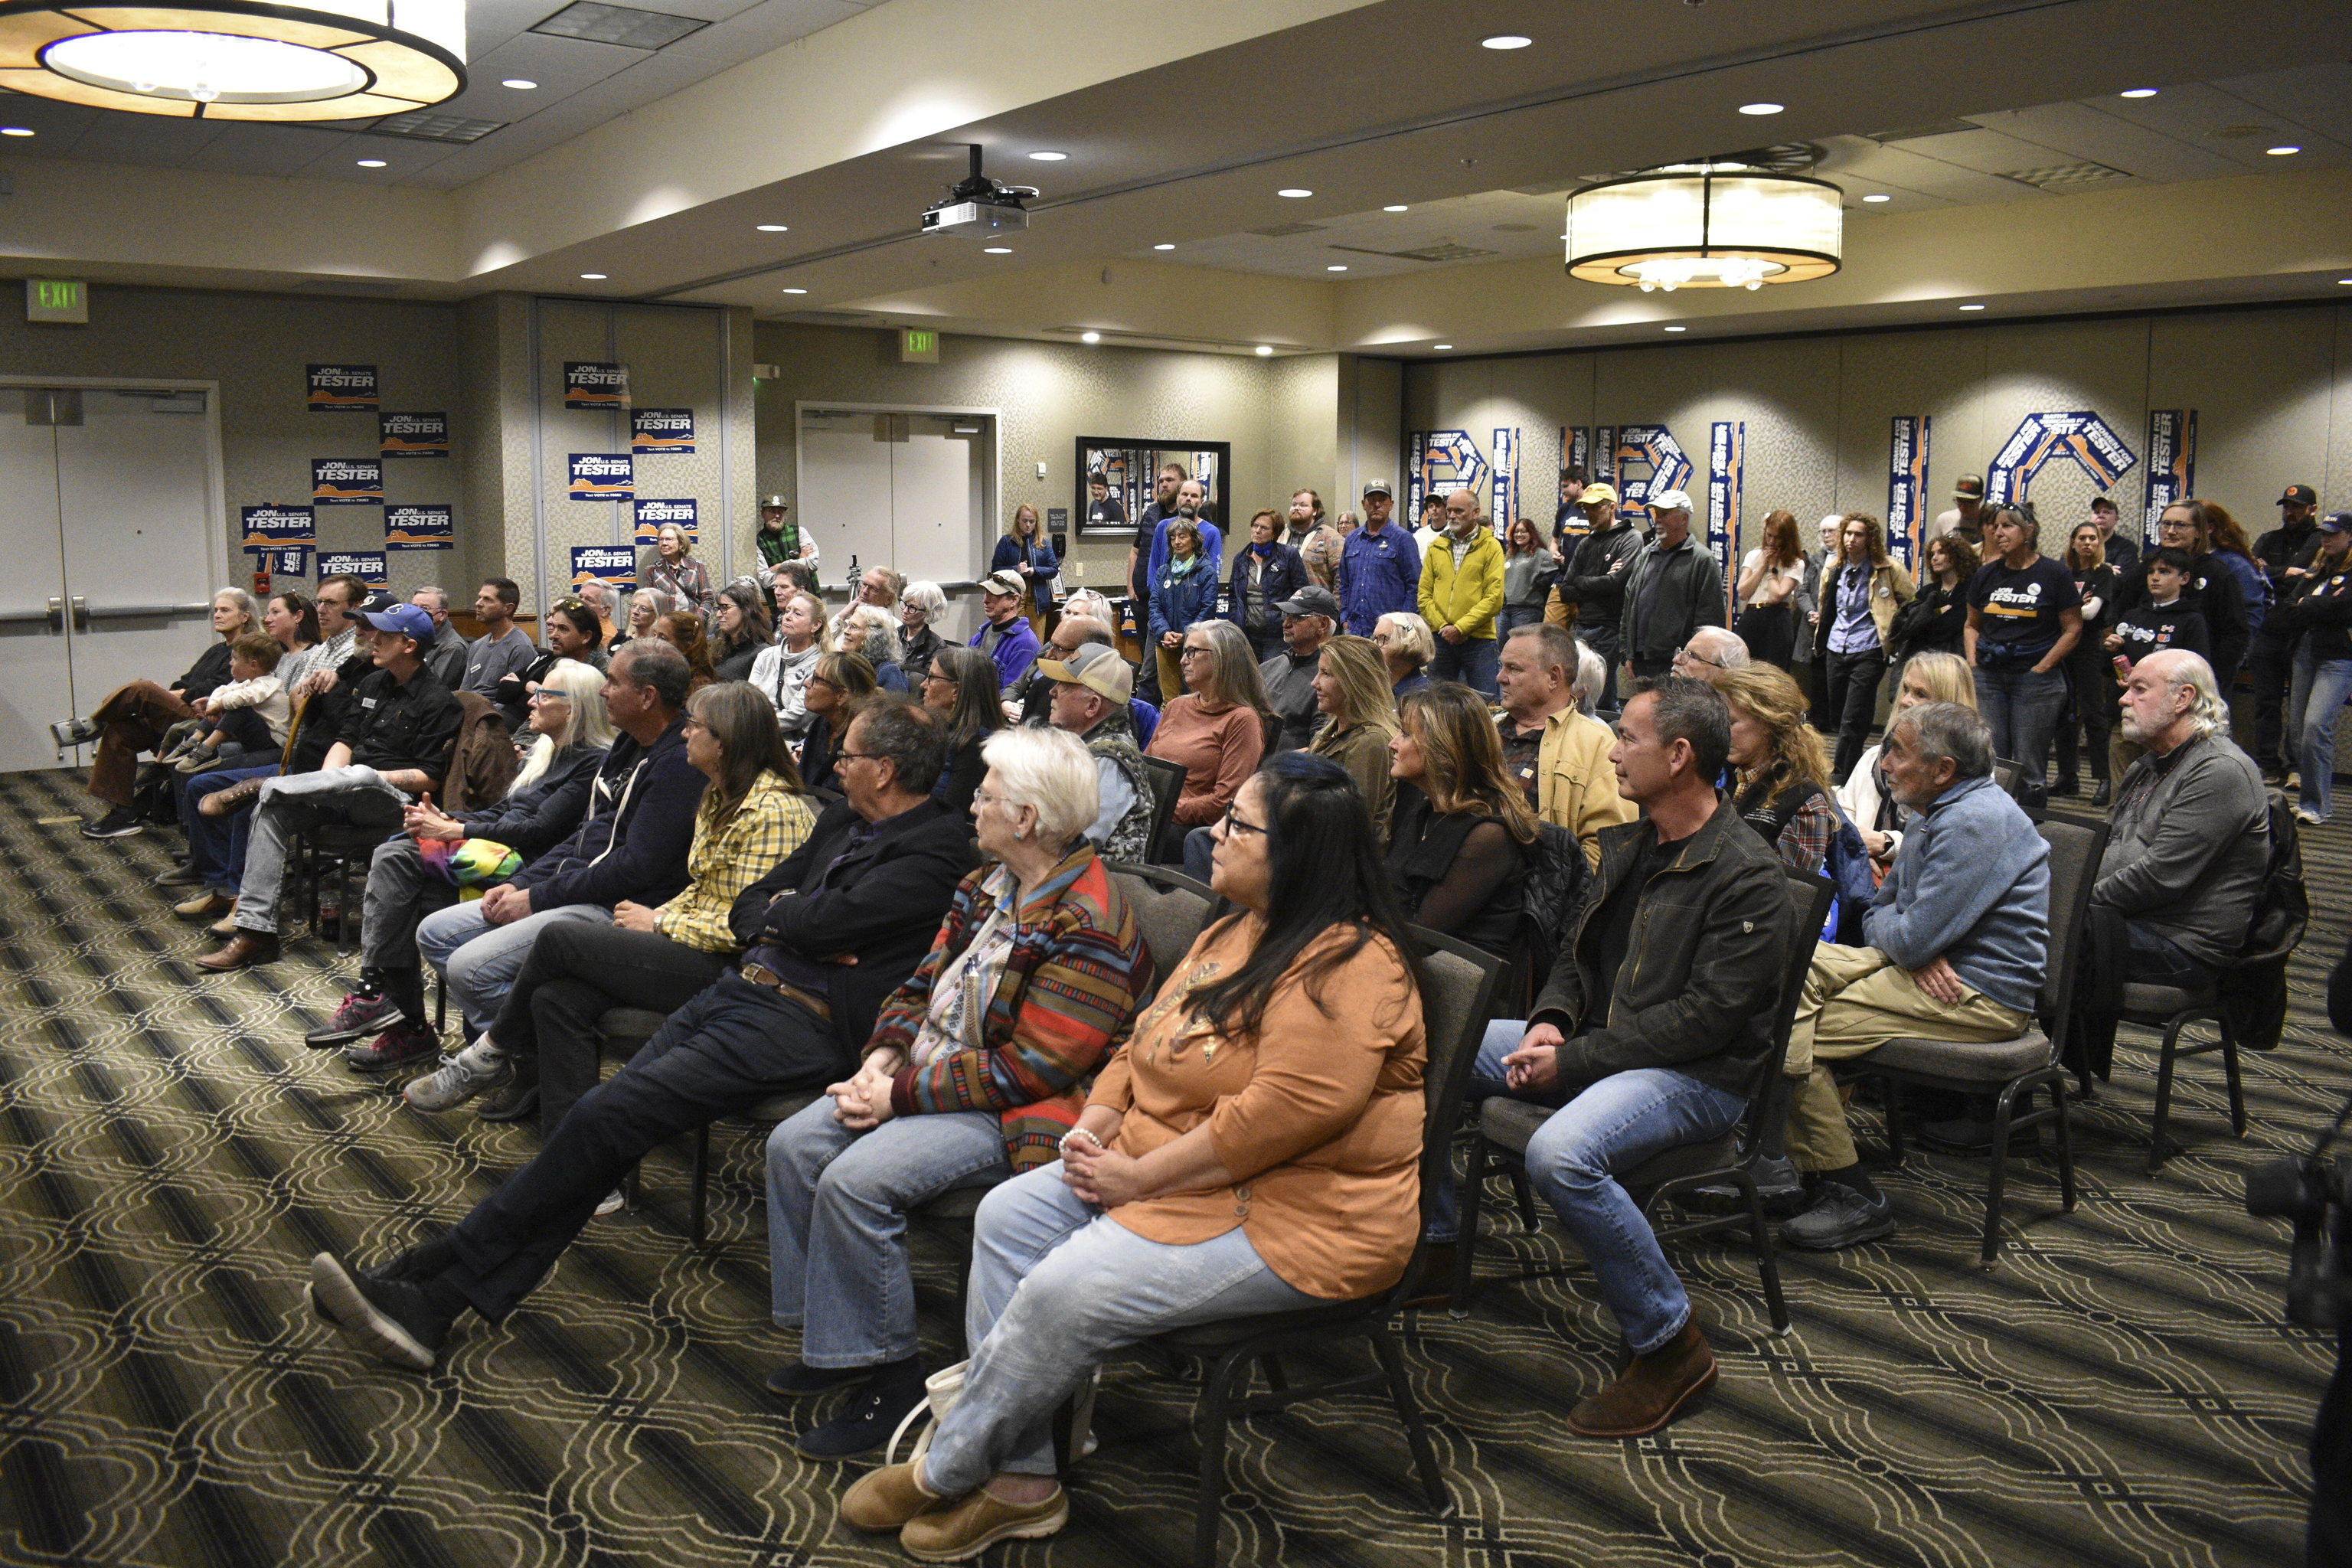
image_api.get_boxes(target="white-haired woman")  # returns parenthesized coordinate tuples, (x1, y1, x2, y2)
(640, 523, 712, 619)
(617, 586, 673, 653)
(1061, 588, 1116, 627)
(305, 658, 616, 1058)
(763, 726, 1149, 1458)
(837, 603, 910, 692)
(1374, 610, 1436, 702)
(70, 586, 262, 839)
(1573, 638, 1608, 717)
(753, 587, 832, 737)
(899, 580, 949, 688)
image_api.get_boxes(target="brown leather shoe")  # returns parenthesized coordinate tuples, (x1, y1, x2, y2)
(1564, 1319, 1717, 1439)
(198, 776, 267, 818)
(839, 1462, 944, 1533)
(194, 929, 281, 971)
(173, 891, 233, 920)
(900, 1481, 1068, 1561)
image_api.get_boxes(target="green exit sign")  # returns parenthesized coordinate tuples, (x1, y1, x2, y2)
(27, 277, 87, 323)
(898, 326, 939, 364)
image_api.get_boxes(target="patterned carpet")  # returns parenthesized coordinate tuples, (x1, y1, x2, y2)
(0, 765, 2338, 1568)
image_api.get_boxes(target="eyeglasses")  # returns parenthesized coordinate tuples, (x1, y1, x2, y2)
(1178, 645, 1212, 660)
(1674, 648, 1731, 671)
(680, 715, 705, 732)
(1219, 808, 1268, 838)
(922, 670, 954, 686)
(835, 750, 880, 766)
(807, 675, 841, 692)
(527, 691, 570, 704)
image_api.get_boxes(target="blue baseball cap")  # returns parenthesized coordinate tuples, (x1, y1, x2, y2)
(361, 603, 436, 642)
(2318, 511, 2352, 534)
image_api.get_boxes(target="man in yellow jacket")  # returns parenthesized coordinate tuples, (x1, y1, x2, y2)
(1496, 623, 1638, 868)
(1419, 487, 1508, 696)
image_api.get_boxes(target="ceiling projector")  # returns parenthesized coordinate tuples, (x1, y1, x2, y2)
(922, 145, 1038, 237)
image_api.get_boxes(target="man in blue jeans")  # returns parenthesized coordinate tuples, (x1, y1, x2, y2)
(2274, 511, 2352, 825)
(1439, 677, 1796, 1438)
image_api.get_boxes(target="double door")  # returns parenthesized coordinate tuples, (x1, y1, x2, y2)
(0, 381, 224, 773)
(798, 408, 993, 591)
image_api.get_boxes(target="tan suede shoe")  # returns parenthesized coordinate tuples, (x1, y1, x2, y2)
(1564, 1319, 1717, 1439)
(839, 1462, 943, 1534)
(900, 1483, 1068, 1562)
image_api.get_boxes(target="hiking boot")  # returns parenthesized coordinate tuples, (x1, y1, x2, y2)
(793, 1358, 927, 1459)
(344, 1022, 442, 1073)
(305, 990, 403, 1050)
(81, 806, 143, 840)
(402, 1040, 511, 1112)
(1564, 1319, 1717, 1438)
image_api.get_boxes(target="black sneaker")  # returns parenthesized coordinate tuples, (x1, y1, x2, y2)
(766, 1361, 877, 1399)
(344, 1022, 443, 1073)
(793, 1361, 928, 1459)
(81, 806, 143, 840)
(2047, 777, 2079, 799)
(475, 1063, 541, 1122)
(2090, 781, 2112, 808)
(305, 991, 405, 1049)
(1779, 1185, 1897, 1251)
(308, 1253, 452, 1370)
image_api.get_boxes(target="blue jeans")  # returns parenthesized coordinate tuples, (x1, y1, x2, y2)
(179, 762, 277, 893)
(1181, 823, 1216, 882)
(921, 1163, 1317, 1493)
(416, 899, 612, 1034)
(765, 1099, 1009, 1367)
(1429, 634, 1500, 697)
(1435, 1020, 1747, 1354)
(1499, 605, 1546, 635)
(1974, 664, 2069, 794)
(2292, 654, 2352, 821)
(2125, 923, 2217, 991)
(229, 766, 410, 936)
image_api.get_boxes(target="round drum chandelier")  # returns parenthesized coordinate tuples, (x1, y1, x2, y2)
(1565, 158, 1843, 291)
(0, 0, 465, 121)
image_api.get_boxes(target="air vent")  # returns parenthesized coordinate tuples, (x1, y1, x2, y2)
(1329, 241, 1500, 264)
(531, 2, 707, 49)
(1246, 221, 1327, 237)
(2000, 161, 2133, 191)
(368, 110, 505, 143)
(1865, 119, 1978, 143)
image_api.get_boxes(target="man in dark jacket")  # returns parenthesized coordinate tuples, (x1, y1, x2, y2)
(306, 701, 978, 1375)
(1442, 676, 1796, 1439)
(1617, 489, 1726, 681)
(1550, 482, 1642, 713)
(2250, 484, 2324, 779)
(392, 640, 705, 1070)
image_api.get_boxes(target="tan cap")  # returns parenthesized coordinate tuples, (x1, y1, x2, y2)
(760, 495, 786, 511)
(1038, 642, 1133, 702)
(980, 570, 1026, 597)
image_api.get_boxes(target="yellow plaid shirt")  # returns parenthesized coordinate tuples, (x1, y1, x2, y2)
(655, 769, 817, 953)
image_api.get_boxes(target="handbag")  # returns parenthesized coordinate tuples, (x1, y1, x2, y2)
(883, 1359, 1100, 1469)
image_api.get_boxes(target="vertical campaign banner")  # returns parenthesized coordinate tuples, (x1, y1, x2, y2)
(1707, 422, 1745, 621)
(632, 498, 698, 547)
(1560, 426, 1591, 479)
(385, 505, 453, 550)
(564, 362, 629, 410)
(1612, 425, 1694, 521)
(1886, 415, 1932, 571)
(568, 453, 634, 501)
(307, 364, 377, 412)
(631, 408, 695, 456)
(1406, 430, 1429, 518)
(570, 545, 637, 590)
(241, 505, 315, 549)
(1416, 431, 1491, 504)
(1986, 411, 2137, 505)
(319, 550, 390, 588)
(380, 411, 449, 458)
(312, 456, 384, 506)
(1591, 426, 1618, 488)
(2144, 409, 2197, 531)
(1491, 426, 1518, 533)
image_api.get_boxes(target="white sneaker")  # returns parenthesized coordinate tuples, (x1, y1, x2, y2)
(2295, 808, 2324, 826)
(402, 1038, 510, 1112)
(594, 1190, 626, 1218)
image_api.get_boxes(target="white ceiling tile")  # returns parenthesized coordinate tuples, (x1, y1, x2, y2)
(182, 124, 361, 176)
(661, 0, 866, 64)
(1964, 102, 2246, 181)
(2211, 62, 2352, 145)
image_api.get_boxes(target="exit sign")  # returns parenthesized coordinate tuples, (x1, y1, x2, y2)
(899, 327, 939, 364)
(27, 277, 87, 323)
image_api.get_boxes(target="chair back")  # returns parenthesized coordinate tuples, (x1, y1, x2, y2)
(1734, 869, 1837, 1151)
(2033, 816, 2109, 1059)
(1993, 757, 2023, 799)
(1403, 925, 1504, 1262)
(1107, 863, 1217, 1004)
(1138, 754, 1187, 863)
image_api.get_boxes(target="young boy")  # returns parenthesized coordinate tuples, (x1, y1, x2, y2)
(2105, 546, 2212, 669)
(170, 633, 289, 772)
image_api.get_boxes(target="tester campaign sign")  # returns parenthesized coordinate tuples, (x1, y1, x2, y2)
(380, 411, 449, 458)
(307, 364, 377, 412)
(632, 408, 694, 455)
(385, 505, 453, 550)
(312, 457, 384, 506)
(633, 498, 697, 544)
(564, 362, 629, 410)
(568, 453, 634, 501)
(319, 550, 390, 588)
(242, 505, 315, 548)
(570, 545, 636, 590)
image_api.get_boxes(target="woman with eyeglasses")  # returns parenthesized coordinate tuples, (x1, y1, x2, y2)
(711, 581, 773, 683)
(1148, 516, 1220, 703)
(1386, 681, 1539, 961)
(304, 658, 616, 1063)
(492, 599, 609, 737)
(640, 523, 712, 620)
(836, 752, 1423, 1558)
(2109, 500, 2249, 695)
(1374, 611, 1436, 701)
(897, 581, 948, 688)
(616, 587, 671, 654)
(650, 612, 718, 694)
(835, 603, 910, 693)
(752, 588, 831, 738)
(1145, 618, 1271, 861)
(923, 645, 1011, 814)
(799, 651, 880, 792)
(404, 680, 816, 1119)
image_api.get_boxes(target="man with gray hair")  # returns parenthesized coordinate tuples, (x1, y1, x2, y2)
(410, 586, 469, 688)
(2095, 648, 2269, 990)
(1777, 701, 2050, 1251)
(1619, 489, 1726, 682)
(1671, 626, 1749, 684)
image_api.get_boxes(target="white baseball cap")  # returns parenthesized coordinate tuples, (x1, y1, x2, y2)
(1647, 488, 1694, 514)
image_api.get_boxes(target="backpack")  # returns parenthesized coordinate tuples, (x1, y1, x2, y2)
(1819, 798, 1880, 945)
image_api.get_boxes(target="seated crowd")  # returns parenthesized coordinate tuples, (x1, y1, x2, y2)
(54, 497, 2282, 1561)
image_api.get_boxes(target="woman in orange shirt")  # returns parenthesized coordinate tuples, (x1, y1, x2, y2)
(838, 752, 1426, 1559)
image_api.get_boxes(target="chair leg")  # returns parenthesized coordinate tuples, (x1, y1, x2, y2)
(2149, 1015, 2186, 1174)
(1981, 1080, 2020, 1269)
(1740, 1170, 1792, 1335)
(2050, 1076, 2078, 1214)
(1449, 1135, 1491, 1318)
(1879, 1076, 1908, 1167)
(2220, 1021, 2247, 1138)
(1368, 1321, 1451, 1517)
(1193, 1349, 1246, 1568)
(690, 1124, 711, 1243)
(1258, 1356, 1287, 1393)
(1510, 1166, 1540, 1231)
(433, 971, 446, 1035)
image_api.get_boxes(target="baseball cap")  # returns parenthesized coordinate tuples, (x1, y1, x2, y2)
(355, 588, 398, 616)
(1036, 641, 1134, 703)
(1579, 482, 1619, 507)
(2319, 511, 2352, 534)
(760, 494, 786, 511)
(1361, 478, 1393, 498)
(1647, 487, 1694, 513)
(2281, 484, 2318, 508)
(1274, 584, 1341, 621)
(1953, 474, 1986, 500)
(361, 602, 435, 642)
(979, 570, 1026, 597)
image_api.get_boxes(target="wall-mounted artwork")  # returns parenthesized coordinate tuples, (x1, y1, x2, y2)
(1074, 439, 1230, 537)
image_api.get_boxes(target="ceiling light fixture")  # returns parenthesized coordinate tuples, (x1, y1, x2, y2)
(2120, 87, 2158, 98)
(781, 287, 808, 294)
(1481, 34, 1530, 50)
(1383, 204, 1408, 212)
(1566, 159, 1841, 292)
(1027, 150, 1067, 162)
(982, 246, 1012, 254)
(1862, 193, 1890, 203)
(1432, 343, 1452, 351)
(355, 157, 386, 166)
(1738, 102, 1784, 116)
(1254, 345, 1272, 355)
(1080, 331, 1100, 344)
(1663, 325, 1687, 332)
(1958, 303, 1985, 311)
(0, 126, 32, 135)
(1276, 187, 1312, 198)
(1326, 264, 1348, 272)
(580, 273, 606, 279)
(756, 223, 787, 231)
(0, 0, 466, 121)
(1152, 243, 1174, 250)
(2269, 145, 2301, 155)
(501, 78, 536, 90)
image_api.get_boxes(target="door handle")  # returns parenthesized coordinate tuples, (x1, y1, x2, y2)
(70, 595, 87, 632)
(48, 596, 62, 632)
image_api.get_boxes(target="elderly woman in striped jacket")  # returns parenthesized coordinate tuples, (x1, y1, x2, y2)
(762, 726, 1152, 1462)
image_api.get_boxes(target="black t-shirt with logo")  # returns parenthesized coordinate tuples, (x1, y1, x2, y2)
(1968, 556, 2077, 665)
(2112, 599, 2211, 668)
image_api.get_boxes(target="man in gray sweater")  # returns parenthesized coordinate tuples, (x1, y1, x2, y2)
(2097, 648, 2269, 988)
(1617, 489, 1726, 681)
(1778, 702, 2050, 1250)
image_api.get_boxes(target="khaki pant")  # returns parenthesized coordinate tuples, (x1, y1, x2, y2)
(1785, 943, 2028, 1172)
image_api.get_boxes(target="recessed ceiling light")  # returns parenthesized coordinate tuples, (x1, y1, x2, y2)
(1326, 265, 1348, 272)
(1383, 204, 1408, 212)
(1958, 303, 1986, 311)
(756, 224, 788, 232)
(580, 273, 606, 279)
(2120, 87, 2159, 98)
(1027, 150, 1067, 162)
(501, 78, 537, 89)
(2341, 277, 2352, 286)
(1432, 344, 1452, 351)
(1254, 345, 1273, 356)
(1662, 325, 1687, 332)
(1080, 331, 1100, 344)
(356, 158, 387, 167)
(1481, 34, 1531, 50)
(782, 287, 808, 294)
(1862, 193, 1891, 203)
(1739, 102, 1784, 116)
(1276, 188, 1312, 198)
(1152, 243, 1175, 250)
(982, 247, 1012, 254)
(2268, 145, 2301, 155)
(0, 126, 33, 136)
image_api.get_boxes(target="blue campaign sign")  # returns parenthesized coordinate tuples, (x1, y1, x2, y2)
(307, 364, 377, 412)
(1613, 425, 1694, 520)
(1491, 427, 1519, 531)
(241, 505, 315, 548)
(318, 550, 389, 588)
(632, 498, 697, 545)
(568, 452, 634, 501)
(564, 361, 629, 410)
(1886, 415, 1932, 570)
(570, 545, 637, 590)
(260, 546, 311, 577)
(631, 407, 694, 456)
(312, 456, 384, 506)
(1407, 430, 1491, 518)
(1707, 422, 1745, 619)
(380, 411, 449, 459)
(385, 505, 453, 550)
(1986, 410, 2137, 505)
(2143, 410, 2197, 530)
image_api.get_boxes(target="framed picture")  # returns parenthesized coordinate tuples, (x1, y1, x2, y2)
(1074, 439, 1231, 538)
